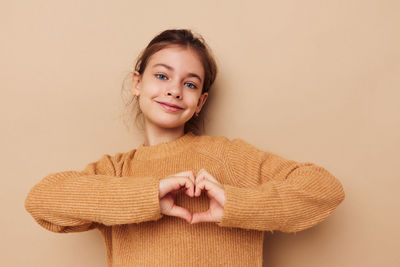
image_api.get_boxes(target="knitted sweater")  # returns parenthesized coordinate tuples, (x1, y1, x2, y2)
(25, 132, 345, 266)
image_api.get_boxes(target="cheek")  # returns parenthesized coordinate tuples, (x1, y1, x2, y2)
(184, 92, 201, 107)
(142, 82, 161, 97)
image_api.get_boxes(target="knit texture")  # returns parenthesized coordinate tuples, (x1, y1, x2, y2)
(25, 132, 345, 266)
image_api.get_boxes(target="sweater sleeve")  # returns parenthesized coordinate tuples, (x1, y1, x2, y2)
(217, 139, 345, 233)
(24, 153, 163, 233)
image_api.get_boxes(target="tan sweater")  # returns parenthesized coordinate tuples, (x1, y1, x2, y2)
(25, 132, 345, 266)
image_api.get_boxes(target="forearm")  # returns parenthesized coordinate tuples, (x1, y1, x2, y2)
(218, 164, 345, 233)
(25, 170, 162, 232)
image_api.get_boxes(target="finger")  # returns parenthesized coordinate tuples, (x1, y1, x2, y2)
(185, 171, 196, 196)
(195, 178, 211, 197)
(196, 169, 219, 185)
(204, 171, 219, 184)
(167, 205, 192, 223)
(171, 171, 195, 197)
(159, 194, 173, 212)
(194, 169, 208, 196)
(195, 180, 225, 206)
(172, 171, 195, 183)
(195, 169, 207, 183)
(159, 177, 194, 198)
(184, 186, 194, 197)
(194, 172, 204, 197)
(191, 211, 215, 224)
(175, 177, 194, 196)
(195, 178, 217, 197)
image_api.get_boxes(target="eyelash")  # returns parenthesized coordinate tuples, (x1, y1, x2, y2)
(155, 73, 197, 89)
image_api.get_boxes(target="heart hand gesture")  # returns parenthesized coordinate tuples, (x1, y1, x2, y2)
(158, 169, 225, 224)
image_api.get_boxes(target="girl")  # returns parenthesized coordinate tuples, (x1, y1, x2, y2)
(25, 29, 345, 266)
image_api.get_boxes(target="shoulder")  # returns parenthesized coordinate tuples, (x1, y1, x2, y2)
(101, 147, 137, 165)
(82, 148, 137, 176)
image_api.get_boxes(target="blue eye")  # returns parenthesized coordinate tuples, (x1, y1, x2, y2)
(155, 74, 168, 80)
(185, 82, 197, 89)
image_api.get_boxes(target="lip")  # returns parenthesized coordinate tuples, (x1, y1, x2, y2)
(157, 101, 183, 109)
(156, 101, 184, 112)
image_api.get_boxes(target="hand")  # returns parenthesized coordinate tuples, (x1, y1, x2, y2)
(158, 171, 195, 223)
(191, 168, 226, 224)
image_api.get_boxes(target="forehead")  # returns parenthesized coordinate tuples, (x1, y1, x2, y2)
(147, 45, 204, 78)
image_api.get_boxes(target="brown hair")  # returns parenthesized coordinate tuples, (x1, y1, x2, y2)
(120, 29, 218, 134)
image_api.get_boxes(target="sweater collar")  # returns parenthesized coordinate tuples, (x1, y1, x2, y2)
(134, 132, 197, 160)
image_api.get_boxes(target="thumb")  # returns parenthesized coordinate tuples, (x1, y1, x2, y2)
(191, 211, 214, 224)
(167, 205, 192, 223)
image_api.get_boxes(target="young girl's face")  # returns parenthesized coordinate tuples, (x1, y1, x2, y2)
(132, 45, 208, 132)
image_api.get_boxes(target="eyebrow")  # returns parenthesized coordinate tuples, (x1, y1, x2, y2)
(152, 63, 203, 82)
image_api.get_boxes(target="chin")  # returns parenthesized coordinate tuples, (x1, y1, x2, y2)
(145, 111, 193, 129)
(148, 117, 189, 129)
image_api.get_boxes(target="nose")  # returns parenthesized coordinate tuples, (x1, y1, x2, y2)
(165, 83, 182, 99)
(167, 92, 182, 99)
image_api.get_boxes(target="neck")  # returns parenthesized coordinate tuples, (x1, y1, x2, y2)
(143, 122, 185, 147)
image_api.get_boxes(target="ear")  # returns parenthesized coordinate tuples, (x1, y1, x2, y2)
(131, 71, 141, 96)
(196, 92, 208, 113)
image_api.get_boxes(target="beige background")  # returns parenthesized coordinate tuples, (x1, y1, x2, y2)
(2, 0, 399, 266)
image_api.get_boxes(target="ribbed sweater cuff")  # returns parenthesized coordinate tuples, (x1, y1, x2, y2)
(104, 175, 163, 225)
(216, 184, 279, 230)
(25, 172, 163, 226)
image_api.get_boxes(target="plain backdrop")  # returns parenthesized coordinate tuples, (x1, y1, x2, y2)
(2, 0, 399, 266)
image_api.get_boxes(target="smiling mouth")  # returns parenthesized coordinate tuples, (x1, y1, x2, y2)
(156, 101, 184, 112)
